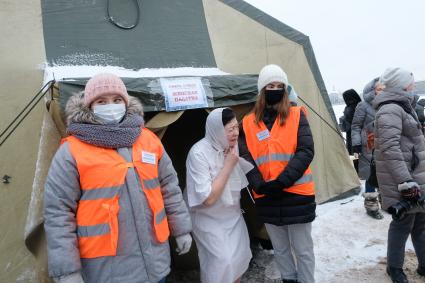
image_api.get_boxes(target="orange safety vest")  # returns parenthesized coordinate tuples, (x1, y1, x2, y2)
(242, 106, 315, 199)
(63, 129, 170, 259)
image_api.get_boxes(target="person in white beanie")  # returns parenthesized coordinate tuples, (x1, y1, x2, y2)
(239, 64, 316, 283)
(372, 68, 425, 283)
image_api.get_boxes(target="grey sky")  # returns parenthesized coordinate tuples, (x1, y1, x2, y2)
(244, 0, 425, 93)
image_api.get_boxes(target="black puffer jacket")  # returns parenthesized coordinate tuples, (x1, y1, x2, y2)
(341, 89, 361, 154)
(239, 107, 316, 226)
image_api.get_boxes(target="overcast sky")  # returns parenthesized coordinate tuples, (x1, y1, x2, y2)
(244, 0, 425, 94)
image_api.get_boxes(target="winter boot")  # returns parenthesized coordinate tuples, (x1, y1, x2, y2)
(363, 192, 384, 219)
(366, 210, 384, 219)
(282, 279, 298, 283)
(417, 266, 425, 276)
(386, 266, 409, 283)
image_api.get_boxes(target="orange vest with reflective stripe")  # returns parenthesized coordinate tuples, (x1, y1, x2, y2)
(242, 106, 315, 199)
(63, 129, 170, 259)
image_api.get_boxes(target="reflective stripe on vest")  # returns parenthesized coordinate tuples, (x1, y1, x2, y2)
(64, 129, 170, 259)
(242, 107, 315, 198)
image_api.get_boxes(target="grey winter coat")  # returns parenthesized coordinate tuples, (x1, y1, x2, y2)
(351, 78, 378, 179)
(44, 95, 192, 283)
(373, 89, 425, 210)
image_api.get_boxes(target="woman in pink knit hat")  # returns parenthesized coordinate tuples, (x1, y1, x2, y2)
(44, 73, 192, 283)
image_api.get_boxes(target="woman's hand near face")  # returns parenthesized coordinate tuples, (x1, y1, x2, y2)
(224, 146, 239, 168)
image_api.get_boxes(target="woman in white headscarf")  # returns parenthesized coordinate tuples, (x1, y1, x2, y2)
(184, 108, 253, 283)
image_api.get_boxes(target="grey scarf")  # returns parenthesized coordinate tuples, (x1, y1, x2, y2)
(67, 114, 144, 148)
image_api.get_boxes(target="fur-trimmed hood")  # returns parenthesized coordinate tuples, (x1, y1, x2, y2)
(65, 92, 144, 126)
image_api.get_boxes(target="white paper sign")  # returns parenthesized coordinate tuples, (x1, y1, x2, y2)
(160, 77, 208, 112)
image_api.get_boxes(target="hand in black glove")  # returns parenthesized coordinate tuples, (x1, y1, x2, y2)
(398, 181, 421, 201)
(256, 180, 285, 197)
(352, 145, 362, 154)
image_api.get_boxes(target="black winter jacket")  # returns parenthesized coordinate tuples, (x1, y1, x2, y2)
(239, 107, 316, 226)
(341, 89, 361, 154)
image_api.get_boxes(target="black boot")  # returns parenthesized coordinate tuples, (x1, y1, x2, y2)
(282, 279, 298, 283)
(386, 266, 409, 283)
(417, 266, 425, 276)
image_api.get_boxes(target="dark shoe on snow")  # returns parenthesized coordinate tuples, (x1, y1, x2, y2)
(386, 266, 409, 283)
(417, 266, 425, 276)
(367, 210, 384, 219)
(282, 279, 298, 283)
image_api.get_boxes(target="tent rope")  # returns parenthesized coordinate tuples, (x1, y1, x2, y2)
(297, 95, 343, 139)
(0, 80, 55, 147)
(107, 0, 140, 30)
(297, 95, 371, 165)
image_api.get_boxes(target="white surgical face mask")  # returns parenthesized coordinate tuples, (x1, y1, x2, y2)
(93, 103, 126, 124)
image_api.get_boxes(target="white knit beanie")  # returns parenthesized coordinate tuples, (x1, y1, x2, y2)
(379, 67, 414, 90)
(257, 64, 288, 93)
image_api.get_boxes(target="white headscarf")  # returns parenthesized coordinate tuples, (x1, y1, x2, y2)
(204, 108, 253, 205)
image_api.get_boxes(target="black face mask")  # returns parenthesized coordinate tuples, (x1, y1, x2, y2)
(265, 89, 284, 105)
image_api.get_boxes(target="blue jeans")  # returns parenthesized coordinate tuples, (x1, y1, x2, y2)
(365, 181, 376, 193)
(157, 277, 166, 283)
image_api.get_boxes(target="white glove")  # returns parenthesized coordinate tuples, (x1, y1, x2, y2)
(54, 272, 84, 283)
(175, 233, 192, 255)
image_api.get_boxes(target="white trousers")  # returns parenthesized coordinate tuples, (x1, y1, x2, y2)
(265, 222, 315, 283)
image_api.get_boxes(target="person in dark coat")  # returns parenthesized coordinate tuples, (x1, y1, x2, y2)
(340, 89, 361, 155)
(239, 64, 315, 283)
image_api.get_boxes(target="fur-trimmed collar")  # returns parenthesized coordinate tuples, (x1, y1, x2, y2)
(65, 92, 144, 126)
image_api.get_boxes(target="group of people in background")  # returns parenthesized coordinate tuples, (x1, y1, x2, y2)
(340, 68, 425, 283)
(43, 64, 316, 283)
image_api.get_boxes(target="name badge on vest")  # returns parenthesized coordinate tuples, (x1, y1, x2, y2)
(256, 129, 270, 141)
(142, 151, 156, 165)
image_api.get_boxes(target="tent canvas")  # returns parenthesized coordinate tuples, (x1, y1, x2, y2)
(1, 0, 360, 281)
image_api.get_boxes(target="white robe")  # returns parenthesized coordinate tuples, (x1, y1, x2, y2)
(184, 108, 252, 283)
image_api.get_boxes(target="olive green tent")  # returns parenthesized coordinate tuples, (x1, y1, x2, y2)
(0, 0, 360, 282)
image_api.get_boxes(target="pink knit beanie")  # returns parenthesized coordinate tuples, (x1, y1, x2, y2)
(84, 73, 129, 107)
